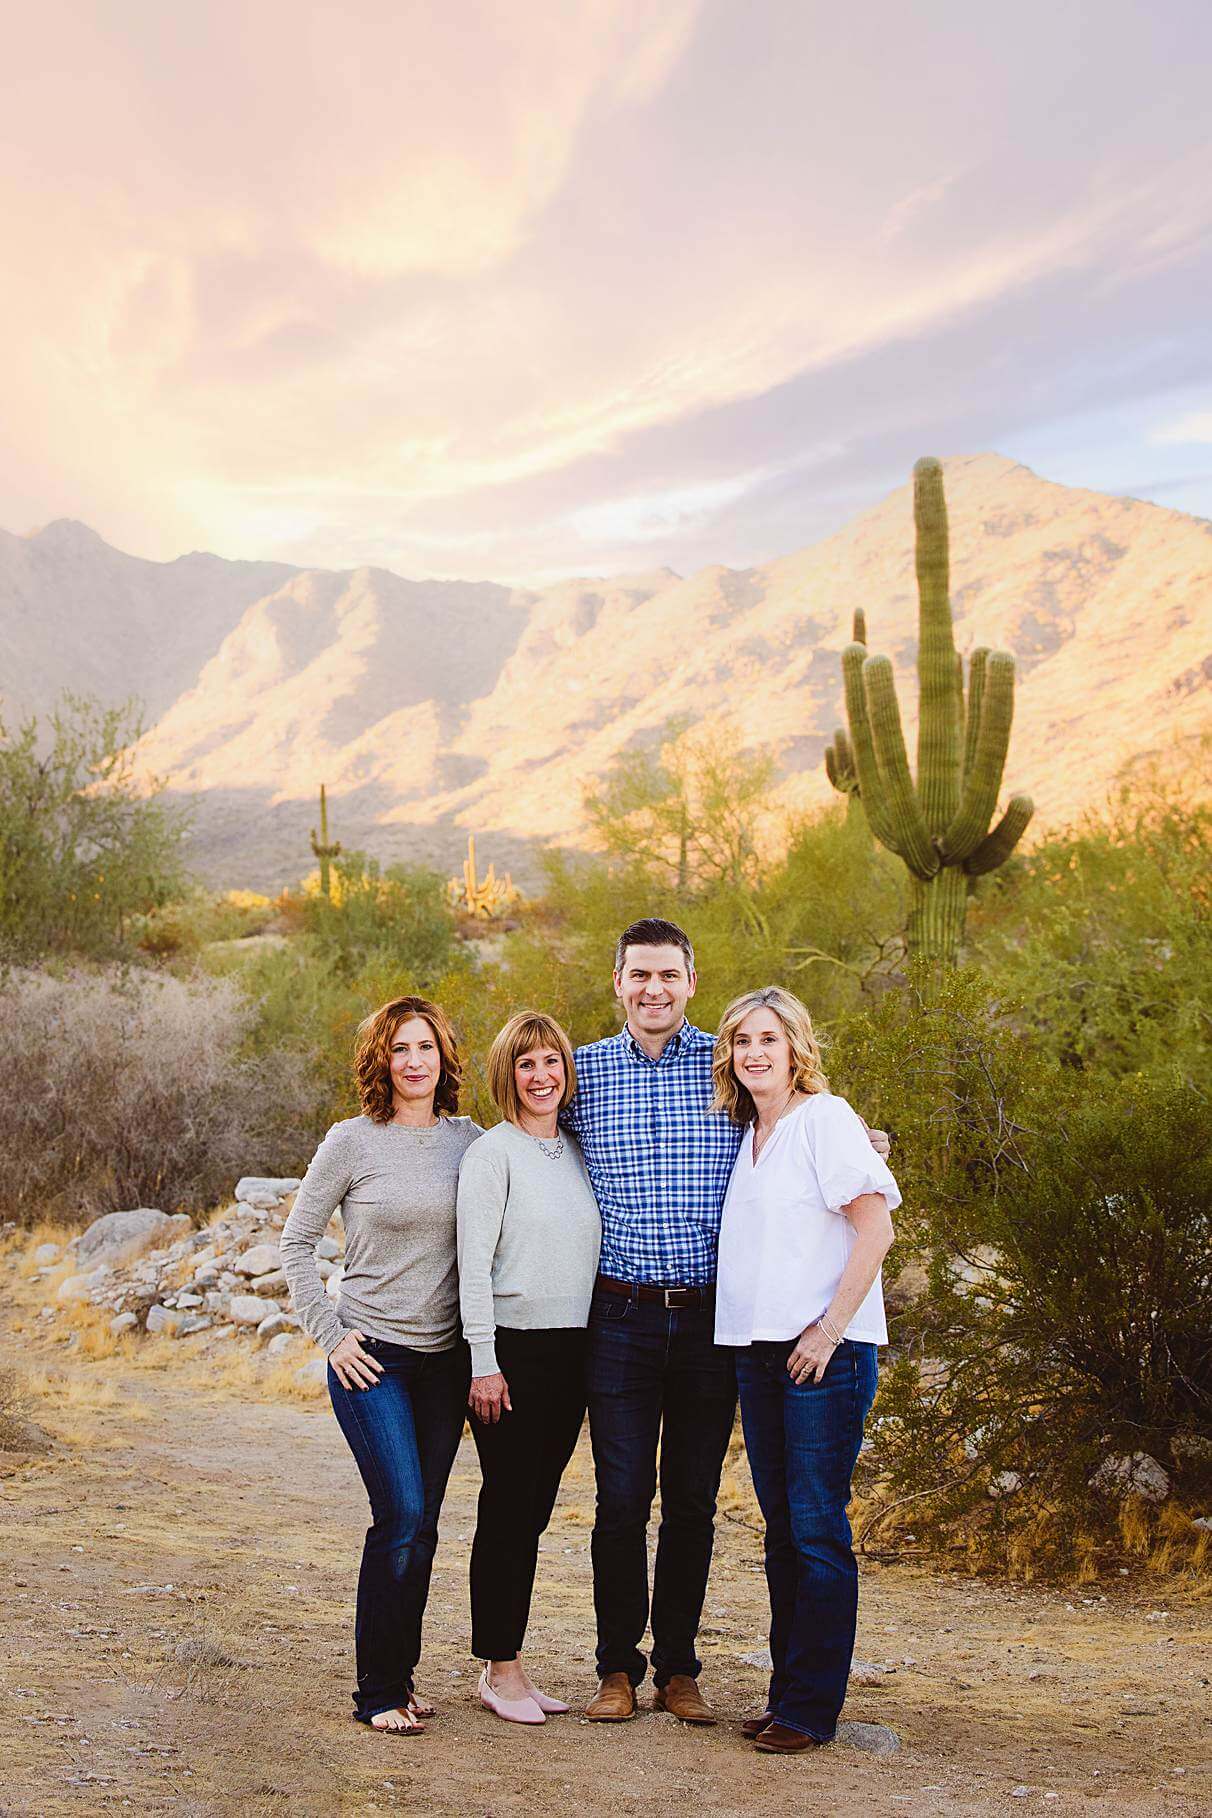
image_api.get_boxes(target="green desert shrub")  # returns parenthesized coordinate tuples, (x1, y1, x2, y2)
(969, 768, 1211, 1086)
(863, 1070, 1212, 1569)
(0, 696, 189, 961)
(0, 967, 321, 1225)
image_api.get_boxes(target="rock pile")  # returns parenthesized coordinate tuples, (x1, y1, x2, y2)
(34, 1180, 341, 1368)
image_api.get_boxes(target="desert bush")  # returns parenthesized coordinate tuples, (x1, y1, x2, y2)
(135, 888, 276, 959)
(0, 695, 189, 961)
(301, 853, 458, 980)
(863, 1070, 1212, 1569)
(970, 770, 1211, 1086)
(228, 860, 471, 1136)
(583, 718, 776, 895)
(0, 968, 322, 1225)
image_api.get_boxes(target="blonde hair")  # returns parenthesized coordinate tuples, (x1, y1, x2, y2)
(486, 1011, 577, 1125)
(710, 986, 829, 1127)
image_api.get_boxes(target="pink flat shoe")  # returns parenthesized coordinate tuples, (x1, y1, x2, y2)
(527, 1687, 570, 1715)
(478, 1669, 545, 1725)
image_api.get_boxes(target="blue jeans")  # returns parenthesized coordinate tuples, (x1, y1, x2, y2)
(586, 1291, 738, 1686)
(736, 1339, 878, 1741)
(327, 1337, 469, 1722)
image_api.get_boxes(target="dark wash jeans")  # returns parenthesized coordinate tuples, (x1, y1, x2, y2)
(736, 1338, 878, 1740)
(586, 1290, 738, 1687)
(327, 1336, 469, 1722)
(469, 1325, 588, 1661)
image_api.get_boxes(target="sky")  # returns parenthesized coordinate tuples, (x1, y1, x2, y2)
(4, 0, 1212, 583)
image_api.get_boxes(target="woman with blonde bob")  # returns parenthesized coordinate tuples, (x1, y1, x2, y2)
(281, 995, 482, 1736)
(457, 1011, 601, 1724)
(711, 986, 900, 1754)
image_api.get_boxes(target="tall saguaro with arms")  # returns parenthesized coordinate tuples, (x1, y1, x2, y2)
(834, 457, 1033, 964)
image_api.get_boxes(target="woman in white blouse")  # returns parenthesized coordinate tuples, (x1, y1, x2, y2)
(712, 986, 900, 1755)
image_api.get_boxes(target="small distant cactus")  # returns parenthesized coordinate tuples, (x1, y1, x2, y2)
(309, 784, 342, 898)
(448, 834, 520, 920)
(830, 459, 1033, 963)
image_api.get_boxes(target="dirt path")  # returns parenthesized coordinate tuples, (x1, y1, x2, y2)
(1, 1302, 1208, 1818)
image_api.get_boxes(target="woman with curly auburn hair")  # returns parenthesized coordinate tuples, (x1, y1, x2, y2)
(711, 986, 900, 1755)
(281, 994, 481, 1736)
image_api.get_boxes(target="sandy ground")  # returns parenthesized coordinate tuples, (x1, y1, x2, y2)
(1, 1302, 1209, 1818)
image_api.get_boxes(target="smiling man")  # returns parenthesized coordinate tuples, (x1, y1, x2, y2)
(562, 918, 733, 1724)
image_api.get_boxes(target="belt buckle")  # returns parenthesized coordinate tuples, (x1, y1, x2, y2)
(664, 1287, 687, 1308)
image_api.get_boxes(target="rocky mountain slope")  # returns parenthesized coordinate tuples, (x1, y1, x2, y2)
(4, 455, 1209, 887)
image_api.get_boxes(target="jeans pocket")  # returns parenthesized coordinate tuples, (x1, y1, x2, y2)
(592, 1293, 633, 1323)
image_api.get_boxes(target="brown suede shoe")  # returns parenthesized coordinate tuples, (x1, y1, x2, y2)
(753, 1719, 825, 1753)
(741, 1711, 774, 1739)
(652, 1675, 716, 1725)
(585, 1672, 637, 1721)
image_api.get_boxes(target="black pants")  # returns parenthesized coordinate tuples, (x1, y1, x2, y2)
(586, 1290, 738, 1687)
(468, 1325, 588, 1661)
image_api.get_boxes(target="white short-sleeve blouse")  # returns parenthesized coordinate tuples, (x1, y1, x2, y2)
(714, 1092, 901, 1348)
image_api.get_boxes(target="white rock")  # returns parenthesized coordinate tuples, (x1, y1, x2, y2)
(315, 1258, 336, 1280)
(252, 1270, 288, 1297)
(234, 1243, 283, 1278)
(57, 1267, 110, 1303)
(850, 1660, 892, 1686)
(176, 1292, 203, 1308)
(109, 1311, 139, 1335)
(324, 1266, 344, 1301)
(1191, 1516, 1212, 1532)
(228, 1294, 267, 1326)
(178, 1314, 213, 1336)
(836, 1721, 900, 1757)
(294, 1359, 328, 1388)
(33, 1242, 62, 1266)
(235, 1176, 300, 1209)
(193, 1265, 221, 1288)
(267, 1332, 301, 1359)
(739, 1647, 773, 1669)
(257, 1311, 292, 1340)
(316, 1236, 341, 1261)
(988, 1471, 1022, 1498)
(76, 1208, 191, 1271)
(145, 1304, 185, 1337)
(1089, 1452, 1171, 1504)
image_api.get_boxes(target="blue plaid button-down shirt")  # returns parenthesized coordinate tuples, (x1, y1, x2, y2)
(563, 1021, 743, 1286)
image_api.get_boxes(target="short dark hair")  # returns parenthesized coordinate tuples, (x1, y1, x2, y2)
(614, 917, 695, 975)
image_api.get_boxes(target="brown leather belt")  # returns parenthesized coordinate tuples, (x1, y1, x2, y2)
(595, 1273, 715, 1310)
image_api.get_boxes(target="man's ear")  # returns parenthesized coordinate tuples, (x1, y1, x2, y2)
(686, 969, 698, 999)
(612, 969, 624, 1001)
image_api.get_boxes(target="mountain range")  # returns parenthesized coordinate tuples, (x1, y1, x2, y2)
(3, 453, 1210, 889)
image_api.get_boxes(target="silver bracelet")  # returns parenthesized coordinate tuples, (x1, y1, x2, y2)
(819, 1313, 844, 1347)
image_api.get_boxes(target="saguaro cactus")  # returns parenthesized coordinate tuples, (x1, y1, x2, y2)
(447, 833, 520, 920)
(835, 458, 1033, 963)
(309, 783, 342, 899)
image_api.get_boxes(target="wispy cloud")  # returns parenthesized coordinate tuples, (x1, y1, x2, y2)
(3, 1, 1212, 578)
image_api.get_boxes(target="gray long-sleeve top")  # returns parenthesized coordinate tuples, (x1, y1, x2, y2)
(281, 1114, 482, 1355)
(456, 1121, 602, 1377)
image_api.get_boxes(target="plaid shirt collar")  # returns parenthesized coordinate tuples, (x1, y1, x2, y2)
(618, 1018, 690, 1064)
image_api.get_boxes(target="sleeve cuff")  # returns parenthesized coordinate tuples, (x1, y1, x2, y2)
(470, 1340, 500, 1377)
(823, 1169, 903, 1216)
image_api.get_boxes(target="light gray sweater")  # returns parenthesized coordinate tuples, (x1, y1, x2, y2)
(281, 1114, 482, 1355)
(456, 1121, 602, 1377)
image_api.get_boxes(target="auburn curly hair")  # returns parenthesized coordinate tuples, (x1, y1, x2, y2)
(354, 995, 463, 1123)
